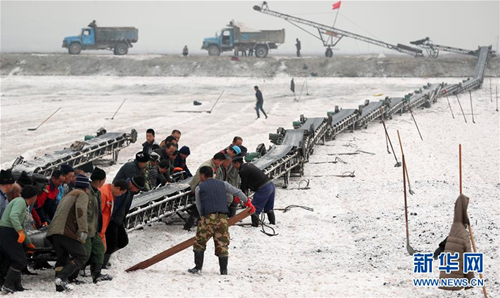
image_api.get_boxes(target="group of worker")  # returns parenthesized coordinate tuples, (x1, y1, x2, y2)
(0, 127, 276, 293)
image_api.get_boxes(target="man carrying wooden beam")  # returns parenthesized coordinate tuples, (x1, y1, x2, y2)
(188, 166, 255, 275)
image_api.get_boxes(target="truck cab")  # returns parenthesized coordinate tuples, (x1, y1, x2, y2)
(62, 27, 95, 54)
(202, 29, 234, 56)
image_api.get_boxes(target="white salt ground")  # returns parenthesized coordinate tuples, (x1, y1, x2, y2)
(0, 76, 498, 297)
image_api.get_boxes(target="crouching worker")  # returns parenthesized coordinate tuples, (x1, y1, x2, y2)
(188, 166, 254, 275)
(0, 186, 38, 294)
(47, 174, 89, 292)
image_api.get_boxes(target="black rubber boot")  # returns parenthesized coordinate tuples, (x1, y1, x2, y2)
(251, 214, 260, 227)
(219, 256, 228, 275)
(91, 263, 113, 283)
(266, 210, 276, 225)
(183, 215, 197, 231)
(187, 251, 204, 274)
(56, 262, 79, 292)
(14, 274, 27, 291)
(102, 254, 111, 269)
(1, 268, 20, 294)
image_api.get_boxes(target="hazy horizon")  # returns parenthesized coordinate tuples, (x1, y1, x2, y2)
(1, 1, 499, 55)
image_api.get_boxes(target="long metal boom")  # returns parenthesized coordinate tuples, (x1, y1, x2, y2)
(253, 2, 423, 57)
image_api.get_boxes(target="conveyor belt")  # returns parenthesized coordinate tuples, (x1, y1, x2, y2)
(12, 130, 137, 176)
(253, 129, 304, 170)
(356, 101, 384, 128)
(129, 178, 192, 210)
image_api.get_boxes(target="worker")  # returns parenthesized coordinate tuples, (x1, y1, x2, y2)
(88, 20, 97, 28)
(248, 48, 254, 57)
(47, 174, 90, 292)
(113, 152, 149, 183)
(231, 156, 275, 227)
(295, 38, 301, 57)
(0, 186, 38, 294)
(0, 170, 16, 219)
(183, 46, 189, 57)
(187, 166, 254, 275)
(254, 86, 268, 119)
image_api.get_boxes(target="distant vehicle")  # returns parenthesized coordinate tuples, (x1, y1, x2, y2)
(62, 27, 139, 55)
(202, 21, 285, 58)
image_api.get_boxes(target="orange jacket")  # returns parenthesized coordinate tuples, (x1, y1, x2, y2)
(99, 184, 115, 248)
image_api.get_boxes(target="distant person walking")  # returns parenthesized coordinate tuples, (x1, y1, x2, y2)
(295, 38, 301, 57)
(248, 48, 254, 57)
(182, 46, 189, 57)
(254, 86, 268, 119)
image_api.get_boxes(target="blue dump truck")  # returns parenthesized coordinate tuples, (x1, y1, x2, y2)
(62, 27, 139, 55)
(202, 21, 285, 58)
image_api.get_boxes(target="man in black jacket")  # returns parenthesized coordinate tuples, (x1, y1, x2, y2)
(142, 129, 159, 155)
(254, 86, 268, 120)
(113, 152, 148, 183)
(231, 157, 275, 227)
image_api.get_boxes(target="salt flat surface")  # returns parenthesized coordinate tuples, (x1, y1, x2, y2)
(0, 76, 498, 297)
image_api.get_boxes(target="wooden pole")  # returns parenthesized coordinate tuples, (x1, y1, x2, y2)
(468, 223, 488, 298)
(397, 130, 413, 193)
(459, 144, 462, 195)
(125, 208, 253, 272)
(403, 154, 409, 242)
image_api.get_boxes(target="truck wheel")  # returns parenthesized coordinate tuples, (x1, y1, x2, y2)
(114, 44, 128, 55)
(208, 45, 220, 56)
(255, 46, 268, 58)
(68, 43, 82, 55)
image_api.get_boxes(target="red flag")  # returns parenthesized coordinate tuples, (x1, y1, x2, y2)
(332, 1, 341, 10)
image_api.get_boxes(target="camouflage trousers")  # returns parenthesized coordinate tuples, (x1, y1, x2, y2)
(193, 213, 230, 257)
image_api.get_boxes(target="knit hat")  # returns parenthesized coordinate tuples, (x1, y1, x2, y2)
(149, 152, 161, 162)
(60, 164, 75, 175)
(91, 167, 106, 181)
(179, 146, 190, 156)
(135, 151, 149, 163)
(0, 169, 15, 185)
(17, 171, 33, 188)
(74, 174, 90, 189)
(232, 156, 244, 164)
(232, 146, 241, 155)
(21, 185, 38, 199)
(131, 176, 146, 191)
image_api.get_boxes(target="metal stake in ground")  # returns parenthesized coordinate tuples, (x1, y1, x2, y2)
(445, 91, 455, 119)
(455, 94, 467, 123)
(107, 99, 127, 120)
(496, 86, 498, 112)
(28, 107, 61, 131)
(207, 90, 225, 114)
(397, 130, 414, 195)
(380, 108, 391, 154)
(380, 109, 401, 167)
(402, 154, 416, 255)
(469, 91, 475, 123)
(407, 102, 423, 141)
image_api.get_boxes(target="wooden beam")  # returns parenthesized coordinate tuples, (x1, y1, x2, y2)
(125, 208, 253, 272)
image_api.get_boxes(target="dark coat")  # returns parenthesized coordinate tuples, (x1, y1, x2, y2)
(173, 155, 192, 177)
(111, 181, 135, 225)
(113, 161, 143, 183)
(238, 163, 269, 193)
(255, 90, 264, 103)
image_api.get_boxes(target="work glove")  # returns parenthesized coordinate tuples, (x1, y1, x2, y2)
(17, 230, 26, 244)
(233, 197, 241, 204)
(80, 232, 88, 243)
(42, 222, 49, 227)
(26, 243, 36, 254)
(244, 199, 256, 214)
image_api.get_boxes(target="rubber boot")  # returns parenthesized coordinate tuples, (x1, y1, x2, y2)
(14, 272, 28, 292)
(55, 262, 79, 292)
(102, 254, 111, 269)
(183, 215, 196, 231)
(228, 206, 237, 218)
(251, 214, 260, 227)
(266, 210, 276, 225)
(91, 263, 113, 283)
(1, 268, 20, 294)
(218, 256, 228, 275)
(187, 251, 204, 274)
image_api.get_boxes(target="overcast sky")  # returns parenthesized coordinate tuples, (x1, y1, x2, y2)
(1, 1, 499, 55)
